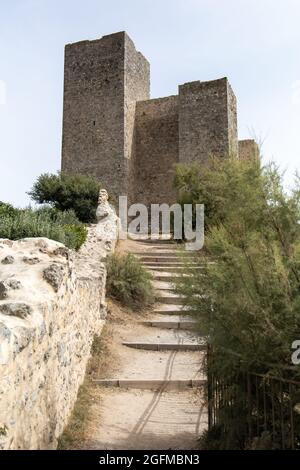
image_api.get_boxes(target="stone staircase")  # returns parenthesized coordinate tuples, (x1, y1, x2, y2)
(92, 238, 208, 449)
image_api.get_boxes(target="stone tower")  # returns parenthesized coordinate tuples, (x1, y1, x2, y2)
(61, 32, 150, 203)
(62, 31, 256, 205)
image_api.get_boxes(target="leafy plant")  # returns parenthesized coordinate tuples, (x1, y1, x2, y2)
(63, 224, 88, 250)
(106, 253, 154, 309)
(0, 207, 87, 250)
(0, 201, 18, 218)
(28, 172, 100, 223)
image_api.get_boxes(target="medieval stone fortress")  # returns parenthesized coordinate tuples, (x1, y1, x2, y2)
(1, 31, 275, 452)
(61, 31, 257, 206)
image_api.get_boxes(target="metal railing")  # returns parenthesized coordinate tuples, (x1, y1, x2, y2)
(207, 351, 300, 449)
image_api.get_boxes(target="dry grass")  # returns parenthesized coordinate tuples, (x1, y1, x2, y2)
(57, 300, 140, 449)
(57, 326, 112, 449)
(57, 381, 93, 449)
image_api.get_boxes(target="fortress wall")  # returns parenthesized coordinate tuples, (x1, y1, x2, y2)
(61, 32, 244, 206)
(0, 218, 118, 450)
(227, 81, 238, 157)
(124, 35, 150, 204)
(239, 139, 260, 162)
(134, 96, 179, 205)
(62, 32, 150, 204)
(178, 78, 235, 164)
(61, 33, 126, 197)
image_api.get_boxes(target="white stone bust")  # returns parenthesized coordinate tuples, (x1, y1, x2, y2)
(96, 189, 113, 222)
(95, 188, 119, 250)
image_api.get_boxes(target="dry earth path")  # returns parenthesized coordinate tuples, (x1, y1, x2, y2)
(78, 238, 208, 450)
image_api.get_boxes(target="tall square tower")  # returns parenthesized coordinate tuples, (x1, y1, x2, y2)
(61, 32, 150, 202)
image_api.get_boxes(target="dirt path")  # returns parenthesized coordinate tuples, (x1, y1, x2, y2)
(63, 238, 207, 450)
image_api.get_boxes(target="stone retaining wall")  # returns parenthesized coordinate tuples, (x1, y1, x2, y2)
(0, 219, 118, 449)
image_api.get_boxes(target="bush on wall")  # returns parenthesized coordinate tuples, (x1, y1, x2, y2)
(0, 205, 87, 250)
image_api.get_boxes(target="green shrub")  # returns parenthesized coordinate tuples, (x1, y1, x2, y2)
(175, 159, 300, 373)
(106, 253, 154, 309)
(63, 224, 88, 250)
(28, 172, 100, 223)
(0, 201, 18, 218)
(174, 157, 263, 231)
(0, 207, 87, 250)
(175, 158, 300, 448)
(34, 206, 81, 225)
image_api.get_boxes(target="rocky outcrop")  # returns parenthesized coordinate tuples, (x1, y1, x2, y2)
(0, 206, 119, 449)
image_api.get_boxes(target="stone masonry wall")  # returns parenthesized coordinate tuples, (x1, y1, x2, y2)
(178, 78, 237, 164)
(227, 81, 238, 157)
(134, 96, 179, 206)
(238, 139, 260, 162)
(0, 217, 118, 449)
(61, 32, 149, 202)
(124, 34, 150, 205)
(62, 33, 125, 198)
(61, 32, 246, 206)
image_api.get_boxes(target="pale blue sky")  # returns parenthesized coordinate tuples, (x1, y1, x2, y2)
(0, 0, 299, 206)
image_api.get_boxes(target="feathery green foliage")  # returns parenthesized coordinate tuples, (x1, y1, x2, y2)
(0, 205, 87, 250)
(175, 158, 300, 373)
(175, 157, 300, 448)
(174, 156, 264, 231)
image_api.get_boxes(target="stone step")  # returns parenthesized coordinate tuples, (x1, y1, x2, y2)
(153, 304, 192, 315)
(84, 388, 208, 449)
(141, 257, 183, 263)
(134, 250, 194, 256)
(135, 238, 174, 245)
(147, 313, 195, 322)
(155, 292, 183, 305)
(151, 271, 191, 282)
(148, 266, 203, 273)
(141, 257, 198, 267)
(132, 249, 179, 254)
(143, 260, 198, 266)
(123, 342, 206, 351)
(141, 320, 197, 330)
(123, 321, 201, 342)
(138, 255, 199, 264)
(133, 242, 177, 248)
(96, 347, 204, 382)
(152, 280, 175, 290)
(93, 378, 206, 390)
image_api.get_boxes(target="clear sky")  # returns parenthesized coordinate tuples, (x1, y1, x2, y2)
(0, 0, 299, 206)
